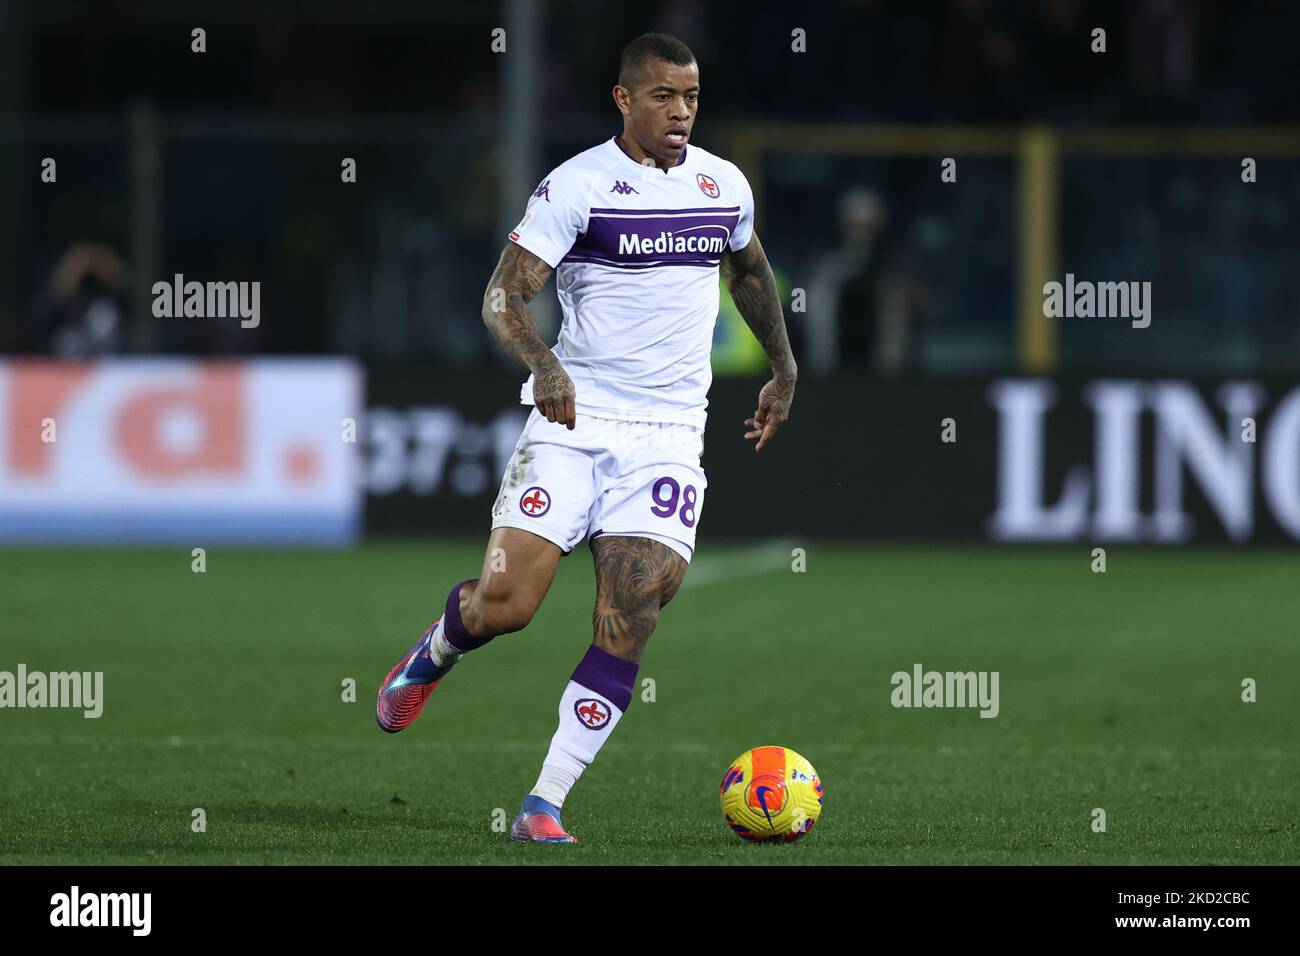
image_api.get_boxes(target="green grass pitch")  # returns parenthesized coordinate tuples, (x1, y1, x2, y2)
(1, 541, 1296, 865)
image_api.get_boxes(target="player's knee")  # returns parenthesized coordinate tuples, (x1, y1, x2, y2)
(621, 590, 665, 639)
(657, 576, 683, 609)
(623, 566, 684, 621)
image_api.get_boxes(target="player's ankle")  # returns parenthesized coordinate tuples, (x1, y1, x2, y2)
(522, 792, 565, 816)
(442, 578, 498, 652)
(427, 622, 464, 669)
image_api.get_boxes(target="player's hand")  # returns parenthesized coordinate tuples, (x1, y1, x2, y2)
(533, 359, 576, 430)
(744, 373, 795, 453)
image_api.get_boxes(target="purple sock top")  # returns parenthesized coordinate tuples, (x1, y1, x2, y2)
(443, 578, 489, 653)
(571, 644, 639, 712)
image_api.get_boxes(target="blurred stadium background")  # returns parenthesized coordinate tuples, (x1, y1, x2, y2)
(3, 0, 1300, 546)
(1, 1, 1298, 865)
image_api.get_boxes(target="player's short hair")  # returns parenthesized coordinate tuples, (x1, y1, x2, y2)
(618, 33, 696, 90)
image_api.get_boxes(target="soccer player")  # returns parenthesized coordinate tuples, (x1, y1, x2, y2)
(375, 32, 796, 843)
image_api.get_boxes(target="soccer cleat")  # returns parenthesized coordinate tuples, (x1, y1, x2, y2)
(375, 622, 454, 734)
(510, 795, 578, 844)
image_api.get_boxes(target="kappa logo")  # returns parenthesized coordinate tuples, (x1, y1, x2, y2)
(696, 173, 720, 198)
(520, 485, 551, 517)
(574, 697, 611, 729)
(610, 180, 639, 195)
(532, 179, 551, 203)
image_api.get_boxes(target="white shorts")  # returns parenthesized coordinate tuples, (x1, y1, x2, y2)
(490, 408, 707, 562)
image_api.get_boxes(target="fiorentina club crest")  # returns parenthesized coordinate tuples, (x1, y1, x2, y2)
(520, 485, 551, 517)
(574, 697, 611, 730)
(696, 173, 720, 198)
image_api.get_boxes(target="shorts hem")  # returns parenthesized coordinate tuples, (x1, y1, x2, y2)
(588, 528, 694, 563)
(490, 519, 575, 556)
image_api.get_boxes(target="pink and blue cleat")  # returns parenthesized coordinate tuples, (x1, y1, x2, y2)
(375, 621, 453, 734)
(510, 795, 577, 844)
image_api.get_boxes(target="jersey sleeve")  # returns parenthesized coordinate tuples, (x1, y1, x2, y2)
(728, 164, 756, 252)
(507, 167, 589, 269)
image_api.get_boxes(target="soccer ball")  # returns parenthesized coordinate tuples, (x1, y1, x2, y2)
(720, 745, 824, 843)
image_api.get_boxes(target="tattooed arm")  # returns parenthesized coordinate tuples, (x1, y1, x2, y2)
(720, 233, 797, 453)
(482, 242, 576, 429)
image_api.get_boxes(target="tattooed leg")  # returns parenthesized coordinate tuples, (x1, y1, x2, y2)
(591, 535, 688, 662)
(521, 535, 687, 819)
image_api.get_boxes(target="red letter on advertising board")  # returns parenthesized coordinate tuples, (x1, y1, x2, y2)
(115, 364, 246, 477)
(7, 362, 93, 476)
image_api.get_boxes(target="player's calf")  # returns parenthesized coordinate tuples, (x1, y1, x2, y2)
(461, 580, 538, 637)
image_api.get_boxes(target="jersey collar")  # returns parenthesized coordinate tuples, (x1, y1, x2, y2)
(610, 134, 690, 174)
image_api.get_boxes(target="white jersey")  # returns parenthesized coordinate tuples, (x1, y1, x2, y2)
(507, 136, 755, 429)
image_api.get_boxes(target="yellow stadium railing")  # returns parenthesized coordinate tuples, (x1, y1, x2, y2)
(724, 123, 1300, 375)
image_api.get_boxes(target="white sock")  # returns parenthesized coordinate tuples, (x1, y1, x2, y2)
(529, 680, 626, 809)
(427, 620, 463, 669)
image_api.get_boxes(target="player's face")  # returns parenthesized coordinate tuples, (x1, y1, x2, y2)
(618, 59, 699, 163)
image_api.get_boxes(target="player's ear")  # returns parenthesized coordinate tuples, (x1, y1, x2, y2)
(612, 84, 631, 117)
